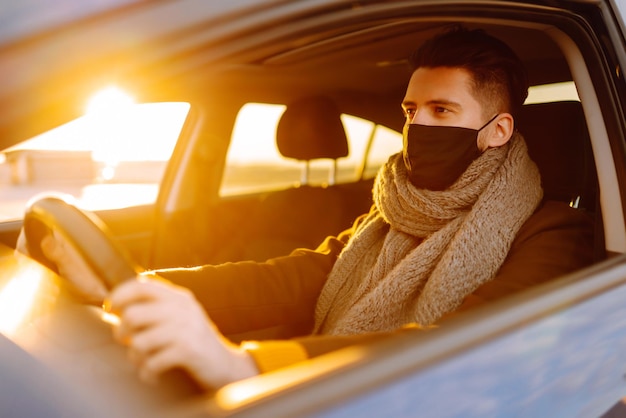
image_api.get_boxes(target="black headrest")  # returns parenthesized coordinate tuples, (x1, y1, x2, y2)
(276, 96, 349, 161)
(516, 101, 596, 209)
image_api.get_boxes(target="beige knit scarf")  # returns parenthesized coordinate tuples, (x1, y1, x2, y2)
(313, 132, 542, 336)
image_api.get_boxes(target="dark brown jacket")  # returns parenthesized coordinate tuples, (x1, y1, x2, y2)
(157, 200, 595, 372)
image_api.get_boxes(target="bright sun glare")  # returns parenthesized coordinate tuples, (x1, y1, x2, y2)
(86, 86, 135, 115)
(0, 265, 44, 335)
(0, 85, 190, 215)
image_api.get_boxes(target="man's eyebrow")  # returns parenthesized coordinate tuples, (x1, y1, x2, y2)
(426, 99, 462, 109)
(401, 99, 462, 109)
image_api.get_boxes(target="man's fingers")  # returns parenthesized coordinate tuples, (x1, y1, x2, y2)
(40, 234, 60, 261)
(107, 279, 174, 312)
(110, 279, 196, 345)
(114, 301, 173, 345)
(129, 324, 173, 356)
(136, 345, 184, 385)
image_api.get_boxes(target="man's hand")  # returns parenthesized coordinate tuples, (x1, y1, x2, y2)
(17, 229, 256, 389)
(106, 278, 259, 389)
(16, 229, 108, 305)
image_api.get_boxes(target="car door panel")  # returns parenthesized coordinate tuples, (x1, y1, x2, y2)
(310, 260, 626, 418)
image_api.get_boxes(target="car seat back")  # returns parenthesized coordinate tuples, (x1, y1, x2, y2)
(241, 96, 370, 261)
(518, 100, 604, 261)
(516, 100, 597, 210)
(276, 95, 350, 185)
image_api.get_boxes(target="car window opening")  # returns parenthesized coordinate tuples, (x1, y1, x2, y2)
(0, 102, 190, 220)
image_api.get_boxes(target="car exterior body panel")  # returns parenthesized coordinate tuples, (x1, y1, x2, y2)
(314, 264, 626, 418)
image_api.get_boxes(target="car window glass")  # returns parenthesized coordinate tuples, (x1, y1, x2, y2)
(364, 124, 404, 178)
(0, 101, 190, 221)
(526, 81, 579, 104)
(614, 0, 626, 28)
(220, 83, 576, 198)
(220, 103, 403, 196)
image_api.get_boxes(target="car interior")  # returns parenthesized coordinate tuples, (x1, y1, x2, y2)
(141, 19, 615, 273)
(1, 2, 626, 416)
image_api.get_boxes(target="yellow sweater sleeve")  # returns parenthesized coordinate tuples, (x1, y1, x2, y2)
(241, 340, 309, 373)
(241, 324, 429, 374)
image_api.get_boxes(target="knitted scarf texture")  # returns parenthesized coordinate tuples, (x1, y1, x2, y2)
(313, 132, 542, 336)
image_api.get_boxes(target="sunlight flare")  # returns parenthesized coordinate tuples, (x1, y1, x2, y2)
(0, 266, 44, 335)
(86, 86, 135, 115)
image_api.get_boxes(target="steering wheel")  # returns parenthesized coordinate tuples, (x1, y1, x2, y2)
(22, 194, 204, 395)
(23, 195, 141, 290)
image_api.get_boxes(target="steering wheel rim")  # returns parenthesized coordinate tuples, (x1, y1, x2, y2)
(23, 195, 141, 290)
(23, 195, 205, 394)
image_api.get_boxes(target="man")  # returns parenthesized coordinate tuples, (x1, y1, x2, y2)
(29, 26, 595, 389)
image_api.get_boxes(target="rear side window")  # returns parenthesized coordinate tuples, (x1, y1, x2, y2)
(220, 103, 402, 196)
(525, 81, 579, 103)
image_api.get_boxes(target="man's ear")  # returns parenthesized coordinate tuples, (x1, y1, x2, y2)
(485, 113, 514, 148)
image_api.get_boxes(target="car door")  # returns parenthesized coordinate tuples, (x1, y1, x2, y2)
(193, 1, 626, 416)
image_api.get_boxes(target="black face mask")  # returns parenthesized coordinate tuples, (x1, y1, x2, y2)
(402, 114, 499, 191)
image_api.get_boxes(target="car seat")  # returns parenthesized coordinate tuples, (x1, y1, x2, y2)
(516, 100, 597, 210)
(276, 96, 349, 185)
(242, 96, 372, 261)
(516, 100, 603, 260)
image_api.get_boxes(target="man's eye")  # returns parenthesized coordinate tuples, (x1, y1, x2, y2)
(434, 107, 449, 113)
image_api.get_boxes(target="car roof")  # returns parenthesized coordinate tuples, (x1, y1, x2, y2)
(0, 0, 601, 148)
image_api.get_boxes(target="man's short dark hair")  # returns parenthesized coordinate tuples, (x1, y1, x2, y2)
(409, 26, 528, 117)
